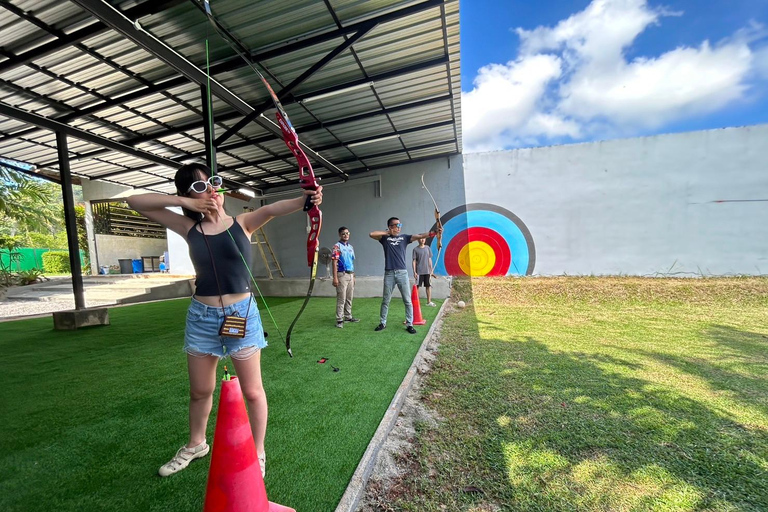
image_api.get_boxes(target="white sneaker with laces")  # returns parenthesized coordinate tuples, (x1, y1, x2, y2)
(158, 440, 209, 477)
(427, 301, 437, 307)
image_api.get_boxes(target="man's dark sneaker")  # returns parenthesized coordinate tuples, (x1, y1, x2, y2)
(336, 321, 344, 329)
(374, 323, 386, 331)
(344, 317, 360, 323)
(406, 325, 417, 334)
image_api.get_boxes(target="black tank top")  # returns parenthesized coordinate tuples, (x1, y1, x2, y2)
(187, 217, 253, 296)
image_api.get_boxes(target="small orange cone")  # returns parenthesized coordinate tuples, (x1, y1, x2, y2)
(411, 284, 427, 325)
(203, 377, 295, 512)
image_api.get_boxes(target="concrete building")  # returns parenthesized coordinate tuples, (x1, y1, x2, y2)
(81, 123, 767, 279)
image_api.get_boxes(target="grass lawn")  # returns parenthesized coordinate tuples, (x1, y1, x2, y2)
(0, 296, 442, 512)
(385, 277, 768, 512)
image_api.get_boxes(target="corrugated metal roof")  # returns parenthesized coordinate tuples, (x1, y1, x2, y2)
(0, 0, 461, 194)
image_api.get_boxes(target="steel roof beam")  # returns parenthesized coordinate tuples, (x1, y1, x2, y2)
(294, 55, 449, 104)
(0, 0, 186, 74)
(94, 157, 271, 188)
(253, 141, 459, 192)
(0, 0, 445, 144)
(31, 110, 242, 169)
(70, 0, 345, 180)
(217, 95, 452, 153)
(0, 53, 447, 155)
(223, 120, 455, 171)
(197, 0, 445, 65)
(142, 137, 457, 192)
(70, 0, 252, 114)
(0, 102, 181, 169)
(0, 159, 61, 183)
(213, 20, 377, 147)
(45, 56, 450, 179)
(4, 52, 448, 173)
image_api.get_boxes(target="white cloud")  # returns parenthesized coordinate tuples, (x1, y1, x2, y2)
(560, 41, 752, 127)
(462, 0, 760, 152)
(517, 0, 669, 63)
(753, 45, 768, 80)
(463, 54, 574, 151)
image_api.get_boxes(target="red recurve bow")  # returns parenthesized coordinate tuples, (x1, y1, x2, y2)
(203, 0, 321, 357)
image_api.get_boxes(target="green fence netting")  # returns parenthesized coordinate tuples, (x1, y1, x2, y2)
(0, 247, 87, 272)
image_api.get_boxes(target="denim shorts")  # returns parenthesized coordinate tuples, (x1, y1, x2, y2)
(183, 295, 267, 359)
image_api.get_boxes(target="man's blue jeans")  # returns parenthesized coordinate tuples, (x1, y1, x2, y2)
(380, 269, 413, 326)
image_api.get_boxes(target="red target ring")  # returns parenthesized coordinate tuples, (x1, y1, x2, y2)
(444, 227, 511, 276)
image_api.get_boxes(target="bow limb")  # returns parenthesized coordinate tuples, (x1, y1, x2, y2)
(277, 110, 322, 357)
(421, 173, 442, 276)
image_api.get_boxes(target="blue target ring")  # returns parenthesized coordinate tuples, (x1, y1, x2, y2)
(427, 203, 536, 276)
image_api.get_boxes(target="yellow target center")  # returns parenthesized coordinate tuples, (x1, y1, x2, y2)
(458, 241, 496, 276)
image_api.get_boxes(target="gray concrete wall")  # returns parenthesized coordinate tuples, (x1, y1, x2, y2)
(94, 234, 167, 270)
(258, 157, 467, 278)
(81, 178, 135, 202)
(78, 123, 766, 280)
(464, 124, 768, 276)
(78, 162, 469, 280)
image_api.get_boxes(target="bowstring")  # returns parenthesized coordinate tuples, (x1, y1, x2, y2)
(421, 173, 442, 274)
(204, 28, 286, 345)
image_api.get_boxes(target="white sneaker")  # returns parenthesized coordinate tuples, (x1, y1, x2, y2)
(427, 301, 436, 307)
(158, 440, 209, 477)
(258, 452, 266, 478)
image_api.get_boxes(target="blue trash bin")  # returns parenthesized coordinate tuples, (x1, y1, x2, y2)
(131, 259, 144, 273)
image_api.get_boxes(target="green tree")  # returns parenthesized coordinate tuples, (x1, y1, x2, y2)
(75, 204, 89, 268)
(0, 164, 60, 234)
(0, 233, 23, 285)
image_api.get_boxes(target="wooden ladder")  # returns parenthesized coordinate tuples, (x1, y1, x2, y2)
(252, 227, 284, 279)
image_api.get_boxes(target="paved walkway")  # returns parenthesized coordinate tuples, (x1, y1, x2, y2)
(0, 274, 193, 321)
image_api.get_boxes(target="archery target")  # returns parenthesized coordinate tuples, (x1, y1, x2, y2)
(427, 203, 535, 276)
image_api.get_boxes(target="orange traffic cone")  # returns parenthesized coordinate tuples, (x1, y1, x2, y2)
(203, 377, 295, 512)
(411, 284, 427, 325)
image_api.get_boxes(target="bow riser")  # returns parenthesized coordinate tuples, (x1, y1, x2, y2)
(275, 110, 321, 267)
(306, 210, 322, 267)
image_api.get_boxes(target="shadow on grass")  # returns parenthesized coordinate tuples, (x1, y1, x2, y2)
(411, 321, 767, 510)
(633, 324, 768, 417)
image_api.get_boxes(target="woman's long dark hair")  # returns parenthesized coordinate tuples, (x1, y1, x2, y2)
(175, 163, 212, 221)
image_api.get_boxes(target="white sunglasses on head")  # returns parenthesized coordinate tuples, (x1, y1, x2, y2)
(187, 176, 223, 193)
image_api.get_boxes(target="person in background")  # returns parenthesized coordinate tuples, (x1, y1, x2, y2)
(369, 217, 439, 334)
(412, 237, 436, 307)
(332, 226, 359, 328)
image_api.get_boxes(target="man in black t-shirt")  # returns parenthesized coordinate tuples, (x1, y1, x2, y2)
(370, 217, 439, 333)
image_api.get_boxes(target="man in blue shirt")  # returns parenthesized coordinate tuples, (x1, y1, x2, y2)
(370, 217, 439, 333)
(332, 226, 359, 328)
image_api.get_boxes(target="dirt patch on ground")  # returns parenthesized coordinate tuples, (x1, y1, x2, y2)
(356, 305, 449, 511)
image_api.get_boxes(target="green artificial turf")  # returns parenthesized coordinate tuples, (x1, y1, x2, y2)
(0, 296, 442, 512)
(384, 277, 768, 512)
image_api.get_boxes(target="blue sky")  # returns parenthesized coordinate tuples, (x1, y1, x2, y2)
(460, 0, 768, 152)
